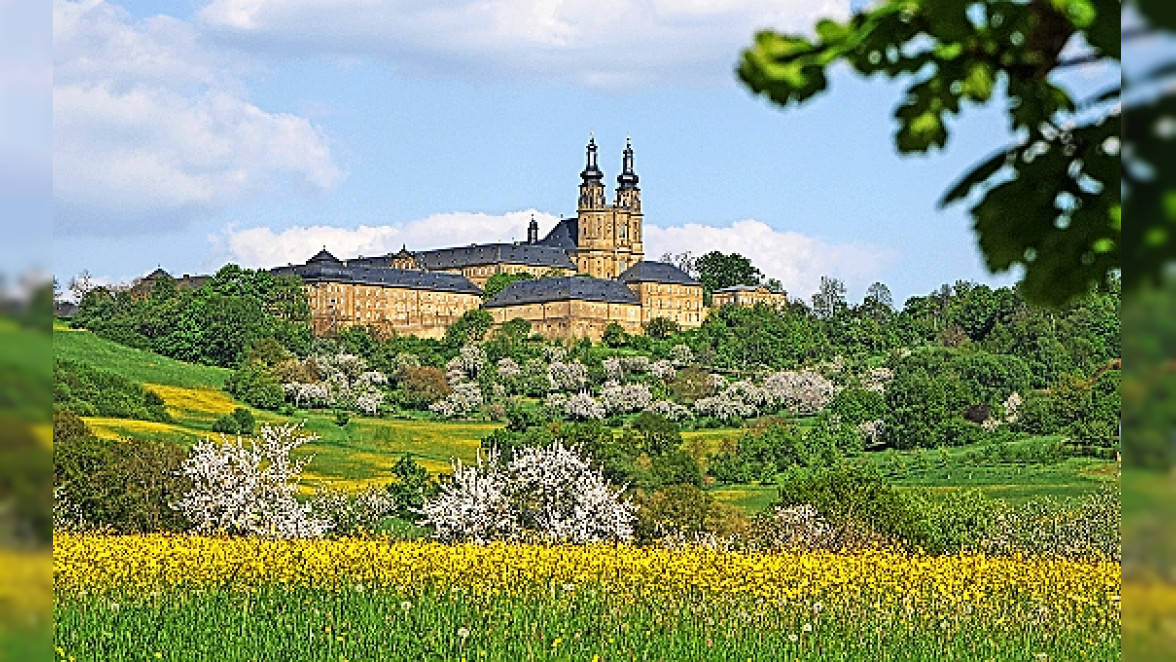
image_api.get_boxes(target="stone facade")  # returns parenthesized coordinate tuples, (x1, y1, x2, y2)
(305, 280, 482, 339)
(712, 284, 789, 310)
(483, 276, 644, 341)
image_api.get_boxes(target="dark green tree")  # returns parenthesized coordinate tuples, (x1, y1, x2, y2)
(695, 251, 763, 299)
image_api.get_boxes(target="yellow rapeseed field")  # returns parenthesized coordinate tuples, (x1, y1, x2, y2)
(54, 534, 1119, 631)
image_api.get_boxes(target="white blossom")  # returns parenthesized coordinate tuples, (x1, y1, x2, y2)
(650, 359, 677, 380)
(308, 485, 398, 536)
(619, 356, 651, 375)
(548, 360, 589, 392)
(763, 370, 837, 415)
(600, 383, 653, 414)
(602, 357, 624, 381)
(669, 344, 695, 367)
(459, 344, 488, 377)
(860, 367, 893, 393)
(419, 443, 635, 544)
(496, 357, 521, 380)
(645, 400, 694, 422)
(355, 389, 385, 416)
(430, 382, 484, 418)
(563, 392, 606, 420)
(172, 424, 333, 538)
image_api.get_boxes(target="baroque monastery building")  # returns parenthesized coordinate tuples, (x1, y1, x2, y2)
(149, 137, 711, 342)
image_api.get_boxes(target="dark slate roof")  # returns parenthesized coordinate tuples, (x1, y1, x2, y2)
(484, 276, 640, 308)
(272, 263, 482, 295)
(537, 218, 578, 250)
(308, 248, 342, 264)
(410, 243, 575, 270)
(143, 268, 173, 280)
(617, 261, 700, 286)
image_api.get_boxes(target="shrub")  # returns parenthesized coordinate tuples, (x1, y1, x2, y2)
(420, 443, 635, 544)
(308, 485, 398, 536)
(982, 486, 1120, 561)
(773, 464, 923, 549)
(171, 423, 333, 538)
(633, 484, 748, 544)
(53, 358, 172, 422)
(226, 361, 285, 410)
(386, 454, 437, 520)
(399, 366, 451, 409)
(211, 407, 256, 435)
(54, 433, 191, 534)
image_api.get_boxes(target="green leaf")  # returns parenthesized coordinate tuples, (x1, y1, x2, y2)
(961, 62, 995, 102)
(815, 19, 849, 44)
(940, 148, 1010, 206)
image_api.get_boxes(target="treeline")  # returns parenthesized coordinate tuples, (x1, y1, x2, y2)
(71, 265, 312, 368)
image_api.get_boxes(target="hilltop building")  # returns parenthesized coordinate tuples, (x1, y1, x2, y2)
(144, 137, 708, 342)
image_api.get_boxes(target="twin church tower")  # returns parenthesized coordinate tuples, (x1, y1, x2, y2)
(533, 135, 645, 280)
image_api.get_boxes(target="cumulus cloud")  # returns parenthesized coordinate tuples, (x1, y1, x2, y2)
(645, 219, 893, 300)
(197, 0, 849, 87)
(215, 212, 891, 300)
(53, 0, 341, 236)
(212, 210, 560, 268)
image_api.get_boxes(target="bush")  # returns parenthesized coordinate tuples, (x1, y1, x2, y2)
(773, 464, 924, 549)
(308, 485, 398, 536)
(385, 454, 437, 520)
(633, 484, 748, 544)
(226, 361, 285, 410)
(172, 423, 333, 538)
(399, 366, 451, 409)
(54, 432, 191, 534)
(53, 358, 172, 422)
(212, 407, 256, 435)
(419, 443, 635, 544)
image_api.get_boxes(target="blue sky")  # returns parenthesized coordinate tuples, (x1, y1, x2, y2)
(50, 0, 1040, 305)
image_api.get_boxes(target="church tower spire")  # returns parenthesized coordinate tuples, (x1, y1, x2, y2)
(578, 133, 606, 211)
(527, 214, 539, 244)
(614, 136, 641, 212)
(616, 135, 639, 190)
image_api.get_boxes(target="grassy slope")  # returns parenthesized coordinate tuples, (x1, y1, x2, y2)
(55, 325, 1116, 505)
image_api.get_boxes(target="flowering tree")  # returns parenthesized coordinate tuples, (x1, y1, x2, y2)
(669, 344, 695, 367)
(763, 370, 838, 415)
(430, 382, 484, 418)
(459, 344, 488, 378)
(649, 359, 677, 381)
(419, 443, 635, 544)
(308, 484, 398, 536)
(646, 400, 694, 422)
(600, 383, 653, 415)
(281, 352, 388, 416)
(563, 392, 606, 420)
(548, 360, 589, 392)
(172, 423, 333, 538)
(496, 357, 521, 380)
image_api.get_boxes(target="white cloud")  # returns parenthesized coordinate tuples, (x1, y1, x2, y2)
(212, 210, 560, 268)
(215, 212, 892, 300)
(53, 0, 342, 236)
(645, 219, 893, 300)
(197, 0, 849, 87)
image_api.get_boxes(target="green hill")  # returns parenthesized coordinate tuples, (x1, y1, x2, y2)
(53, 325, 495, 485)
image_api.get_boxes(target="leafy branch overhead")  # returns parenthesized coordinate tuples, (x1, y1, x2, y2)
(738, 0, 1154, 307)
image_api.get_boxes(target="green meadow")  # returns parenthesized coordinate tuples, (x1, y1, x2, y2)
(55, 325, 1116, 504)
